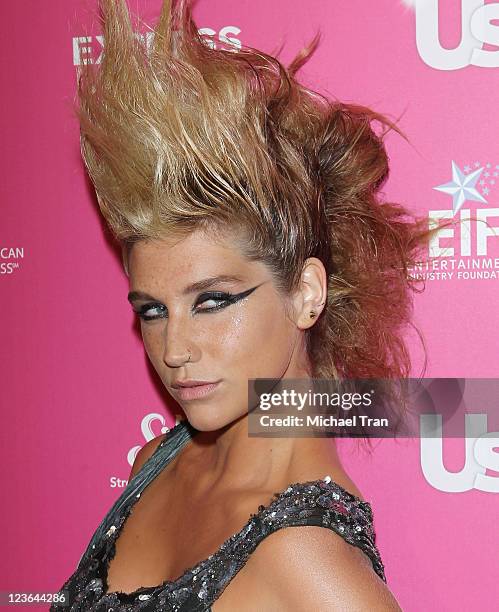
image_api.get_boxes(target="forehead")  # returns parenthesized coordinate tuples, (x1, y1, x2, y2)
(127, 227, 266, 288)
(130, 228, 240, 267)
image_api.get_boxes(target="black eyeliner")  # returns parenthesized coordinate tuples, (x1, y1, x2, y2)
(196, 283, 263, 307)
(134, 282, 265, 320)
(230, 283, 263, 302)
(136, 302, 166, 317)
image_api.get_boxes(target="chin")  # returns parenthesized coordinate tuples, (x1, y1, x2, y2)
(182, 405, 245, 433)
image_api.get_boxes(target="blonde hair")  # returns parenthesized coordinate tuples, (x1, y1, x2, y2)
(76, 0, 445, 409)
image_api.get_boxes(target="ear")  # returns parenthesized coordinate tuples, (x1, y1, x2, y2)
(292, 257, 327, 330)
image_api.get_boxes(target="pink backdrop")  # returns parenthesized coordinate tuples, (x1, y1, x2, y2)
(2, 1, 498, 609)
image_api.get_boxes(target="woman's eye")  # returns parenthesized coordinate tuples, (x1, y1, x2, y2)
(135, 303, 166, 321)
(195, 293, 233, 312)
(134, 292, 235, 322)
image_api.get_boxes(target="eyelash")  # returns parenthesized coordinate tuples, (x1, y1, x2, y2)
(134, 291, 237, 322)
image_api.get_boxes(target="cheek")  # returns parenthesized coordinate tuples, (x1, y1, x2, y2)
(139, 324, 166, 368)
(217, 306, 296, 375)
(137, 303, 296, 376)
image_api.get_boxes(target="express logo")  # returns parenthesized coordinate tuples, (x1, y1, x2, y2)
(410, 0, 499, 70)
(72, 26, 242, 66)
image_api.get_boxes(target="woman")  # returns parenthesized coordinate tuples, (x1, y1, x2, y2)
(52, 0, 436, 609)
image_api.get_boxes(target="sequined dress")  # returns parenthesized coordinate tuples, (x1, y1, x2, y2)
(51, 419, 386, 611)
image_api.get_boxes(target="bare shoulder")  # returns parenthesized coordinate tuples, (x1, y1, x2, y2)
(128, 432, 168, 480)
(213, 526, 401, 612)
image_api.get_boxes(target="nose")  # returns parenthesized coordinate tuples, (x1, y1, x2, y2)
(161, 319, 197, 368)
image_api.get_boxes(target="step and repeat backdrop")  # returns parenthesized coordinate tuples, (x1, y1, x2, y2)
(1, 1, 498, 610)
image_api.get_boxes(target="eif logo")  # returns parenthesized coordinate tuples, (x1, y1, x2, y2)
(430, 161, 499, 257)
(409, 160, 499, 282)
(410, 160, 499, 281)
(414, 0, 499, 70)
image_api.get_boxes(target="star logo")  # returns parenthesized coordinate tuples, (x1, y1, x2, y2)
(434, 161, 487, 215)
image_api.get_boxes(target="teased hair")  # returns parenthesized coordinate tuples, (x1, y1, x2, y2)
(76, 0, 449, 444)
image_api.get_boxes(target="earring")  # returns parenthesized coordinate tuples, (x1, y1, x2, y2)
(310, 300, 325, 318)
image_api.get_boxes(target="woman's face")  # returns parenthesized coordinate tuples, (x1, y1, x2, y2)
(126, 227, 311, 431)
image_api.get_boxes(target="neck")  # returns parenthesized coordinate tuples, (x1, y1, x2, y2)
(176, 411, 342, 498)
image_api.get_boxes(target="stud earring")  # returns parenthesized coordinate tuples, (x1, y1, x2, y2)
(310, 300, 325, 319)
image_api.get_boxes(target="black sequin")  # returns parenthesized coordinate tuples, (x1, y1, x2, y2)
(51, 420, 386, 611)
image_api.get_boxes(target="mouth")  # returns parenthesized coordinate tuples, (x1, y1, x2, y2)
(173, 381, 221, 401)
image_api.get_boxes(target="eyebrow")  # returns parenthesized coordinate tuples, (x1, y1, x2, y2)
(127, 274, 246, 303)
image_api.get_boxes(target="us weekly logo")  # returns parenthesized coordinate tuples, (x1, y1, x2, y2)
(408, 161, 499, 282)
(404, 0, 499, 70)
(419, 379, 499, 493)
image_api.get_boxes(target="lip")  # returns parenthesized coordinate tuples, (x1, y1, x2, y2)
(173, 381, 221, 401)
(172, 379, 218, 388)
